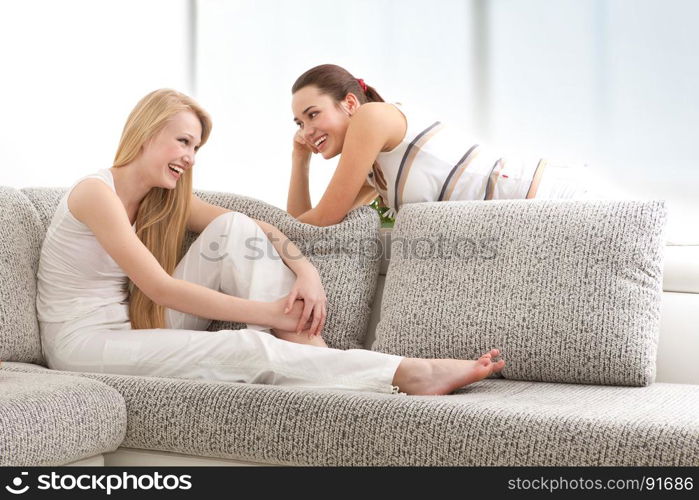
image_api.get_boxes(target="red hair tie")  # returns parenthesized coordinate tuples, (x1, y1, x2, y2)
(357, 78, 368, 93)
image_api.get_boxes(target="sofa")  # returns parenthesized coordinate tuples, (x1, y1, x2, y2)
(1, 185, 698, 467)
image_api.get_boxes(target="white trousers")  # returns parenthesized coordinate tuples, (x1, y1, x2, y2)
(536, 163, 625, 200)
(40, 212, 403, 394)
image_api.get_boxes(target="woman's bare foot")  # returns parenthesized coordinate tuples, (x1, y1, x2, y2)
(392, 349, 505, 395)
(272, 329, 328, 347)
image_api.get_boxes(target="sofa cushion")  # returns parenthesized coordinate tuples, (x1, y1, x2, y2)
(373, 200, 666, 386)
(3, 363, 695, 466)
(20, 187, 65, 232)
(0, 369, 126, 466)
(20, 187, 381, 350)
(0, 187, 44, 363)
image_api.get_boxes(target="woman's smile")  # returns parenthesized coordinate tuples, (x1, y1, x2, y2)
(314, 134, 328, 152)
(168, 163, 184, 180)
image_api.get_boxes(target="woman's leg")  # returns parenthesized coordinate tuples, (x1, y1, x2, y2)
(42, 315, 504, 395)
(164, 211, 326, 346)
(43, 316, 402, 393)
(536, 163, 626, 200)
(535, 163, 592, 199)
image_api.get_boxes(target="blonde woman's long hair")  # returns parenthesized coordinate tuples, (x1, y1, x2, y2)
(113, 89, 212, 329)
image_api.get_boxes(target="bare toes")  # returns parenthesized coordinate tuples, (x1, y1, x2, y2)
(491, 359, 506, 374)
(479, 349, 500, 359)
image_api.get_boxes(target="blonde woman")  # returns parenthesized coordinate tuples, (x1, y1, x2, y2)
(36, 89, 505, 395)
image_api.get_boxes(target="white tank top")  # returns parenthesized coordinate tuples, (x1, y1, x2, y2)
(36, 168, 134, 323)
(367, 103, 545, 216)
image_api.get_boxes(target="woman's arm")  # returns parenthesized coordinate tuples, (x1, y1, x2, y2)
(295, 103, 404, 226)
(187, 194, 229, 233)
(68, 180, 296, 329)
(287, 124, 320, 217)
(287, 149, 313, 217)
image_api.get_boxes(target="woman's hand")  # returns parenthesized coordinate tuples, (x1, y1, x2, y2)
(284, 268, 327, 336)
(269, 297, 313, 333)
(293, 129, 318, 157)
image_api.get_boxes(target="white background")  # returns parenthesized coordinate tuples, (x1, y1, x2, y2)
(1, 0, 697, 242)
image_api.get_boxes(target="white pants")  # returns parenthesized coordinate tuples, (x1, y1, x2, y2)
(40, 212, 403, 394)
(536, 163, 625, 200)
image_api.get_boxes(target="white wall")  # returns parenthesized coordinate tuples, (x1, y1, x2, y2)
(2, 0, 696, 242)
(485, 0, 699, 242)
(0, 0, 192, 188)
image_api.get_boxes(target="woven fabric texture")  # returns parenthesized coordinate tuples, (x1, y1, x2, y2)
(2, 362, 696, 466)
(0, 187, 44, 363)
(373, 200, 667, 386)
(19, 187, 381, 350)
(0, 370, 126, 466)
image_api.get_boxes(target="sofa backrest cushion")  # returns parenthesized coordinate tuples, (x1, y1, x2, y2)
(0, 187, 44, 363)
(19, 187, 381, 351)
(372, 200, 667, 387)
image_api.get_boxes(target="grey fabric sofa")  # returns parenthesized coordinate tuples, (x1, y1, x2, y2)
(1, 186, 698, 466)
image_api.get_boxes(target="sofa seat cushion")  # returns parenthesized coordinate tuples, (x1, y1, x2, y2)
(0, 369, 126, 466)
(5, 363, 695, 466)
(0, 362, 48, 372)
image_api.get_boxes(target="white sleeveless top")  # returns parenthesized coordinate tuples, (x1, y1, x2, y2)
(36, 168, 134, 323)
(367, 103, 547, 216)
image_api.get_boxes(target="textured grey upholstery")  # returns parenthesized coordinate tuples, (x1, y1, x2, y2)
(4, 188, 696, 467)
(19, 187, 382, 350)
(2, 362, 696, 466)
(0, 187, 44, 363)
(0, 369, 126, 466)
(373, 200, 667, 386)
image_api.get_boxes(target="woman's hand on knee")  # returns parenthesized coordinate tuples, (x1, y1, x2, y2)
(284, 268, 327, 336)
(270, 297, 313, 333)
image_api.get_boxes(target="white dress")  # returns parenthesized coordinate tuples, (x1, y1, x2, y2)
(36, 168, 402, 393)
(366, 103, 597, 217)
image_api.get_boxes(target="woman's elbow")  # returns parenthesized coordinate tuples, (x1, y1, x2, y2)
(316, 211, 347, 227)
(316, 217, 341, 227)
(297, 208, 344, 227)
(287, 205, 304, 218)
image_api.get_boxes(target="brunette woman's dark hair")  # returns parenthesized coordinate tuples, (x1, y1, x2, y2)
(291, 64, 384, 104)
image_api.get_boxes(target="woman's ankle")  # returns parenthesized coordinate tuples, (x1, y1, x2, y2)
(392, 358, 430, 392)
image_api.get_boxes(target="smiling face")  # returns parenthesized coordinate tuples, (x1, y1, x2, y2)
(292, 85, 357, 159)
(140, 110, 202, 189)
